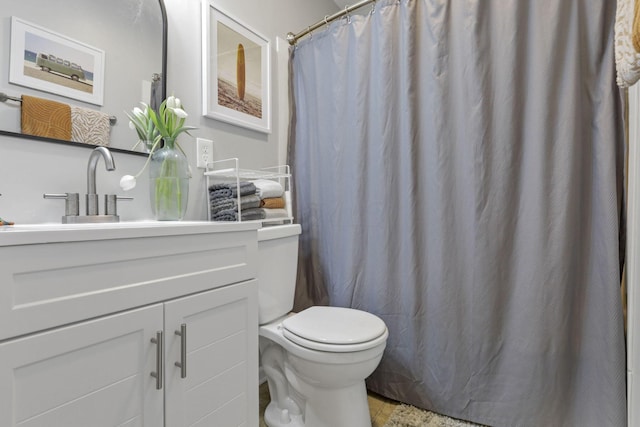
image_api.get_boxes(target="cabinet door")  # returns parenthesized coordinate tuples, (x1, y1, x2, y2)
(164, 280, 259, 427)
(0, 305, 164, 427)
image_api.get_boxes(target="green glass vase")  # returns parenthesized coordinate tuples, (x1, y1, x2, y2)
(149, 138, 189, 220)
(140, 139, 155, 153)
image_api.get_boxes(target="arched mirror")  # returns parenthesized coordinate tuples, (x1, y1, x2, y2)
(0, 0, 167, 156)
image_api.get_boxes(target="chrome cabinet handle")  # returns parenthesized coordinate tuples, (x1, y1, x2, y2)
(150, 331, 164, 390)
(174, 323, 187, 379)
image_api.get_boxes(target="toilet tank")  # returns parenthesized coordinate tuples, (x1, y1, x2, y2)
(257, 224, 302, 325)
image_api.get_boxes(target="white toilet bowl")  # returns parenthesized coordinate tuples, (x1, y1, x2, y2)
(259, 306, 388, 427)
(257, 224, 388, 427)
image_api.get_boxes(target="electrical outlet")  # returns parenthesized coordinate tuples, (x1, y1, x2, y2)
(196, 138, 213, 168)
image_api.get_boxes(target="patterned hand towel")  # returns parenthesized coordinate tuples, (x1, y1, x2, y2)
(70, 106, 111, 146)
(209, 181, 257, 199)
(21, 95, 72, 140)
(260, 197, 285, 209)
(253, 179, 284, 199)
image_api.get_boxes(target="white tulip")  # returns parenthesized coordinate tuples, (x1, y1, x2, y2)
(119, 175, 137, 191)
(133, 107, 144, 118)
(166, 95, 177, 109)
(172, 107, 188, 119)
(128, 120, 136, 130)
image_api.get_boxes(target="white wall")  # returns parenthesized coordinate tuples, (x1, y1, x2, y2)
(165, 0, 338, 220)
(0, 0, 337, 224)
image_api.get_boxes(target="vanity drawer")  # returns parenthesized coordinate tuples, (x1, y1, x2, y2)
(0, 228, 257, 341)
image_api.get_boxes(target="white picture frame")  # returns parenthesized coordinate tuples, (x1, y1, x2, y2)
(9, 17, 105, 106)
(202, 2, 271, 133)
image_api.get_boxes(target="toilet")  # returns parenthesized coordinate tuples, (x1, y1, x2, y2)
(257, 224, 388, 427)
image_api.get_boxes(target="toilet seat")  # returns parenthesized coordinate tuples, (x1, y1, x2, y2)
(282, 306, 388, 353)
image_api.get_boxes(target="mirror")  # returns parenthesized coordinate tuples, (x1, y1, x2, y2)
(0, 0, 167, 156)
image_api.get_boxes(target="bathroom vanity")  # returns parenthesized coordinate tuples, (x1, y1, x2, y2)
(0, 221, 259, 426)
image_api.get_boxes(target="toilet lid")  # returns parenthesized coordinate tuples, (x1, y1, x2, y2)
(282, 306, 387, 348)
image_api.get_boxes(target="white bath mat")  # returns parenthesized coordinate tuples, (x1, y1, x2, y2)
(383, 404, 483, 427)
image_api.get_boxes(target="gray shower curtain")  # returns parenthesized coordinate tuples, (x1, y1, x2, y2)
(289, 0, 626, 426)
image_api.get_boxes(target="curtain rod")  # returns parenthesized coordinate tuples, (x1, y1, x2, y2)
(287, 0, 376, 45)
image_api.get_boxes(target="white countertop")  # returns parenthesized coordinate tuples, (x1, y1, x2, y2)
(0, 220, 261, 246)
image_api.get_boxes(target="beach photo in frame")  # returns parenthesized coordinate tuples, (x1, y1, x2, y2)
(202, 1, 271, 133)
(9, 17, 105, 106)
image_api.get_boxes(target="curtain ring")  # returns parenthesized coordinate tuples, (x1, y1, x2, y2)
(324, 15, 330, 27)
(344, 5, 351, 24)
(370, 0, 376, 15)
(307, 26, 313, 40)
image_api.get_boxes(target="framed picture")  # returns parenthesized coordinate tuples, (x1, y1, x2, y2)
(9, 17, 105, 106)
(202, 2, 271, 133)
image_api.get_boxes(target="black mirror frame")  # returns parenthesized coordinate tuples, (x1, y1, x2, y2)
(159, 0, 168, 108)
(0, 0, 168, 157)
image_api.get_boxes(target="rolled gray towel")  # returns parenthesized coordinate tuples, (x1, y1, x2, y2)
(210, 199, 235, 215)
(241, 208, 266, 221)
(240, 194, 262, 210)
(209, 181, 256, 199)
(211, 207, 266, 222)
(212, 208, 238, 221)
(210, 194, 261, 215)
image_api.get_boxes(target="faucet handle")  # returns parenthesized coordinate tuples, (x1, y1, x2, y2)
(104, 194, 133, 216)
(44, 193, 80, 216)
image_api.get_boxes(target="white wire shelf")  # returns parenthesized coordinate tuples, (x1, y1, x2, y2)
(204, 168, 291, 179)
(204, 158, 293, 224)
(204, 158, 291, 180)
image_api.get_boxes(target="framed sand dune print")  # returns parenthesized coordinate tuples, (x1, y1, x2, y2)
(202, 1, 271, 133)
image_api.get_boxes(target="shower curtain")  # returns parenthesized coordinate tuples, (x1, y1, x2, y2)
(288, 1, 626, 426)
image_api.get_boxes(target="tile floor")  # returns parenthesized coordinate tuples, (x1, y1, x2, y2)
(259, 382, 401, 427)
(367, 390, 403, 427)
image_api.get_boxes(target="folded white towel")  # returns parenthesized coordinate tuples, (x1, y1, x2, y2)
(262, 208, 289, 219)
(253, 179, 284, 199)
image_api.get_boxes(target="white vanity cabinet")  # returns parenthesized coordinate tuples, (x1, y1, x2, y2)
(0, 222, 260, 427)
(164, 281, 257, 426)
(0, 304, 166, 427)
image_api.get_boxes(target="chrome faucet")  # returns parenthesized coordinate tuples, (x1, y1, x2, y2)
(86, 146, 115, 215)
(44, 147, 133, 223)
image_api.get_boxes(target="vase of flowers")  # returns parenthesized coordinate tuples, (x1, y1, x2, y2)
(148, 136, 190, 220)
(125, 103, 159, 152)
(120, 95, 196, 220)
